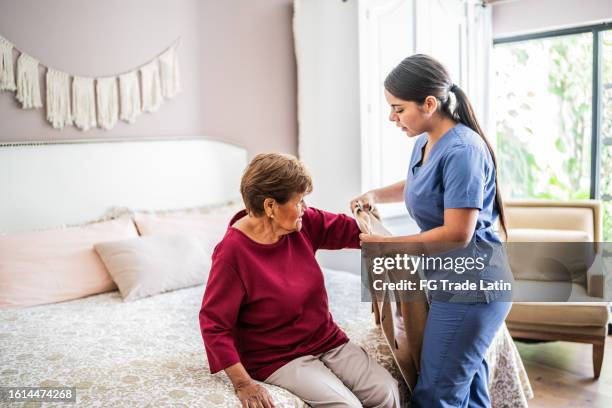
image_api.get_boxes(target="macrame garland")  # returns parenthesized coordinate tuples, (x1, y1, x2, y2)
(16, 53, 42, 109)
(140, 60, 162, 113)
(1, 34, 180, 130)
(0, 36, 16, 91)
(119, 71, 141, 124)
(96, 77, 119, 130)
(72, 76, 96, 131)
(46, 68, 72, 129)
(158, 44, 180, 98)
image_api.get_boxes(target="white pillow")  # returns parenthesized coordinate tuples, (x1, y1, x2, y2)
(86, 199, 243, 226)
(133, 212, 232, 256)
(94, 234, 210, 301)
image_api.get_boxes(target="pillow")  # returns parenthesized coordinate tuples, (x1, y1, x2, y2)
(85, 199, 243, 226)
(506, 228, 591, 243)
(134, 212, 234, 255)
(94, 234, 209, 301)
(0, 218, 138, 308)
(506, 228, 595, 282)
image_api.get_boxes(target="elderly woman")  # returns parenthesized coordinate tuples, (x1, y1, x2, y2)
(199, 153, 400, 408)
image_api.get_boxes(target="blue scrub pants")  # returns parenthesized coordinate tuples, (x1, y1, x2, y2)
(411, 300, 512, 408)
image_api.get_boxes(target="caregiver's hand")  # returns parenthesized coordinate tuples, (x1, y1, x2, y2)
(350, 191, 376, 212)
(359, 233, 388, 243)
(235, 380, 275, 408)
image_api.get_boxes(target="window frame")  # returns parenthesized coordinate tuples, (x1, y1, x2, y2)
(493, 21, 612, 200)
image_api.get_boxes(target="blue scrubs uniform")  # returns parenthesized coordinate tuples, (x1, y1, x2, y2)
(405, 123, 512, 408)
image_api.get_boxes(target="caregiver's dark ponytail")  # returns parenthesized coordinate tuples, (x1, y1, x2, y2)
(384, 54, 507, 239)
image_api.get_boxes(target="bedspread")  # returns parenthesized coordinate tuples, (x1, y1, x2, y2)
(0, 268, 532, 407)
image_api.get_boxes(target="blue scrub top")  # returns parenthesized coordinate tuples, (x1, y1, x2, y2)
(404, 123, 500, 244)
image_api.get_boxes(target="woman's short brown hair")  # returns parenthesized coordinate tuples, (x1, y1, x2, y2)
(240, 153, 313, 216)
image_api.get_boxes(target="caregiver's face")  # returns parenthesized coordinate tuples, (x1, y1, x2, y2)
(274, 192, 308, 232)
(384, 89, 429, 137)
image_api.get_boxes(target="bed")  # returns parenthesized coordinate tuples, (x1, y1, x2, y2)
(0, 138, 533, 407)
(0, 267, 532, 407)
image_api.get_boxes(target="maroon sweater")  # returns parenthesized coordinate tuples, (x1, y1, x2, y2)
(199, 207, 361, 381)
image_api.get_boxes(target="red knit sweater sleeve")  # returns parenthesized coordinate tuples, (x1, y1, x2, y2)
(199, 258, 245, 374)
(301, 207, 361, 251)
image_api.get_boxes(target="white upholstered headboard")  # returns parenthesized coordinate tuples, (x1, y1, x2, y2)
(0, 137, 248, 234)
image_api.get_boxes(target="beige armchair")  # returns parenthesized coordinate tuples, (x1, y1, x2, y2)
(504, 200, 610, 378)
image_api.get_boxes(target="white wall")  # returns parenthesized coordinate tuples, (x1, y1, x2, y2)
(294, 0, 362, 215)
(296, 0, 492, 272)
(492, 0, 612, 38)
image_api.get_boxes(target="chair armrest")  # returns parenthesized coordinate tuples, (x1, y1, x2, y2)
(587, 252, 608, 298)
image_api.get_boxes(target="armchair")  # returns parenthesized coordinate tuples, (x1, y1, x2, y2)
(504, 200, 610, 378)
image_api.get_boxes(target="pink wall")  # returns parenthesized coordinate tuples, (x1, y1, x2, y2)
(0, 0, 297, 156)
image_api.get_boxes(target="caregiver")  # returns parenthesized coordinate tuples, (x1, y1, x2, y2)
(351, 54, 512, 408)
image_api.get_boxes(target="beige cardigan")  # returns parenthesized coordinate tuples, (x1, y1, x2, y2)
(352, 204, 428, 393)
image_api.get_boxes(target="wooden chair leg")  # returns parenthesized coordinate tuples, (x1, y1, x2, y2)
(371, 301, 381, 325)
(593, 342, 604, 379)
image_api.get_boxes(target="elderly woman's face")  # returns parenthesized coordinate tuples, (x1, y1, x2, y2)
(273, 192, 308, 232)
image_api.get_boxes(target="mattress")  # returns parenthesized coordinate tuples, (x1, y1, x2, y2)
(0, 268, 532, 407)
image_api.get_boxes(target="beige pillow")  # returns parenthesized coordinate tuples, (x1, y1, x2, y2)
(506, 228, 595, 282)
(94, 234, 210, 301)
(134, 212, 232, 256)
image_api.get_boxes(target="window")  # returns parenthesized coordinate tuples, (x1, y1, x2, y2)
(601, 29, 612, 242)
(494, 23, 612, 240)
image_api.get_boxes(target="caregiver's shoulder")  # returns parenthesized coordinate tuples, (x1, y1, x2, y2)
(447, 123, 489, 155)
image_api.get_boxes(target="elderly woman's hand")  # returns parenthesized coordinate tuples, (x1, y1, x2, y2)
(235, 380, 275, 408)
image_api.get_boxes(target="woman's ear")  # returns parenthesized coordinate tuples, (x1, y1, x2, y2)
(423, 95, 438, 115)
(263, 198, 275, 217)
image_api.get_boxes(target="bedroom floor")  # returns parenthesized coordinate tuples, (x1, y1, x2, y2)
(515, 335, 612, 408)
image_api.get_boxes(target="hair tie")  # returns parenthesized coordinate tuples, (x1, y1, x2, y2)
(447, 89, 458, 114)
(450, 83, 459, 93)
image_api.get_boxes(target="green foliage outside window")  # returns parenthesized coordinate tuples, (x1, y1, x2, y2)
(495, 32, 612, 240)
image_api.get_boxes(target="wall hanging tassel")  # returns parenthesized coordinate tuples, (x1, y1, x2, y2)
(1, 34, 180, 130)
(158, 44, 180, 98)
(16, 53, 42, 109)
(96, 77, 119, 129)
(140, 60, 162, 112)
(0, 36, 16, 91)
(118, 71, 141, 123)
(72, 76, 96, 131)
(46, 68, 72, 129)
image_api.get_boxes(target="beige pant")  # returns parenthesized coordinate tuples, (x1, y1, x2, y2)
(264, 341, 401, 408)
